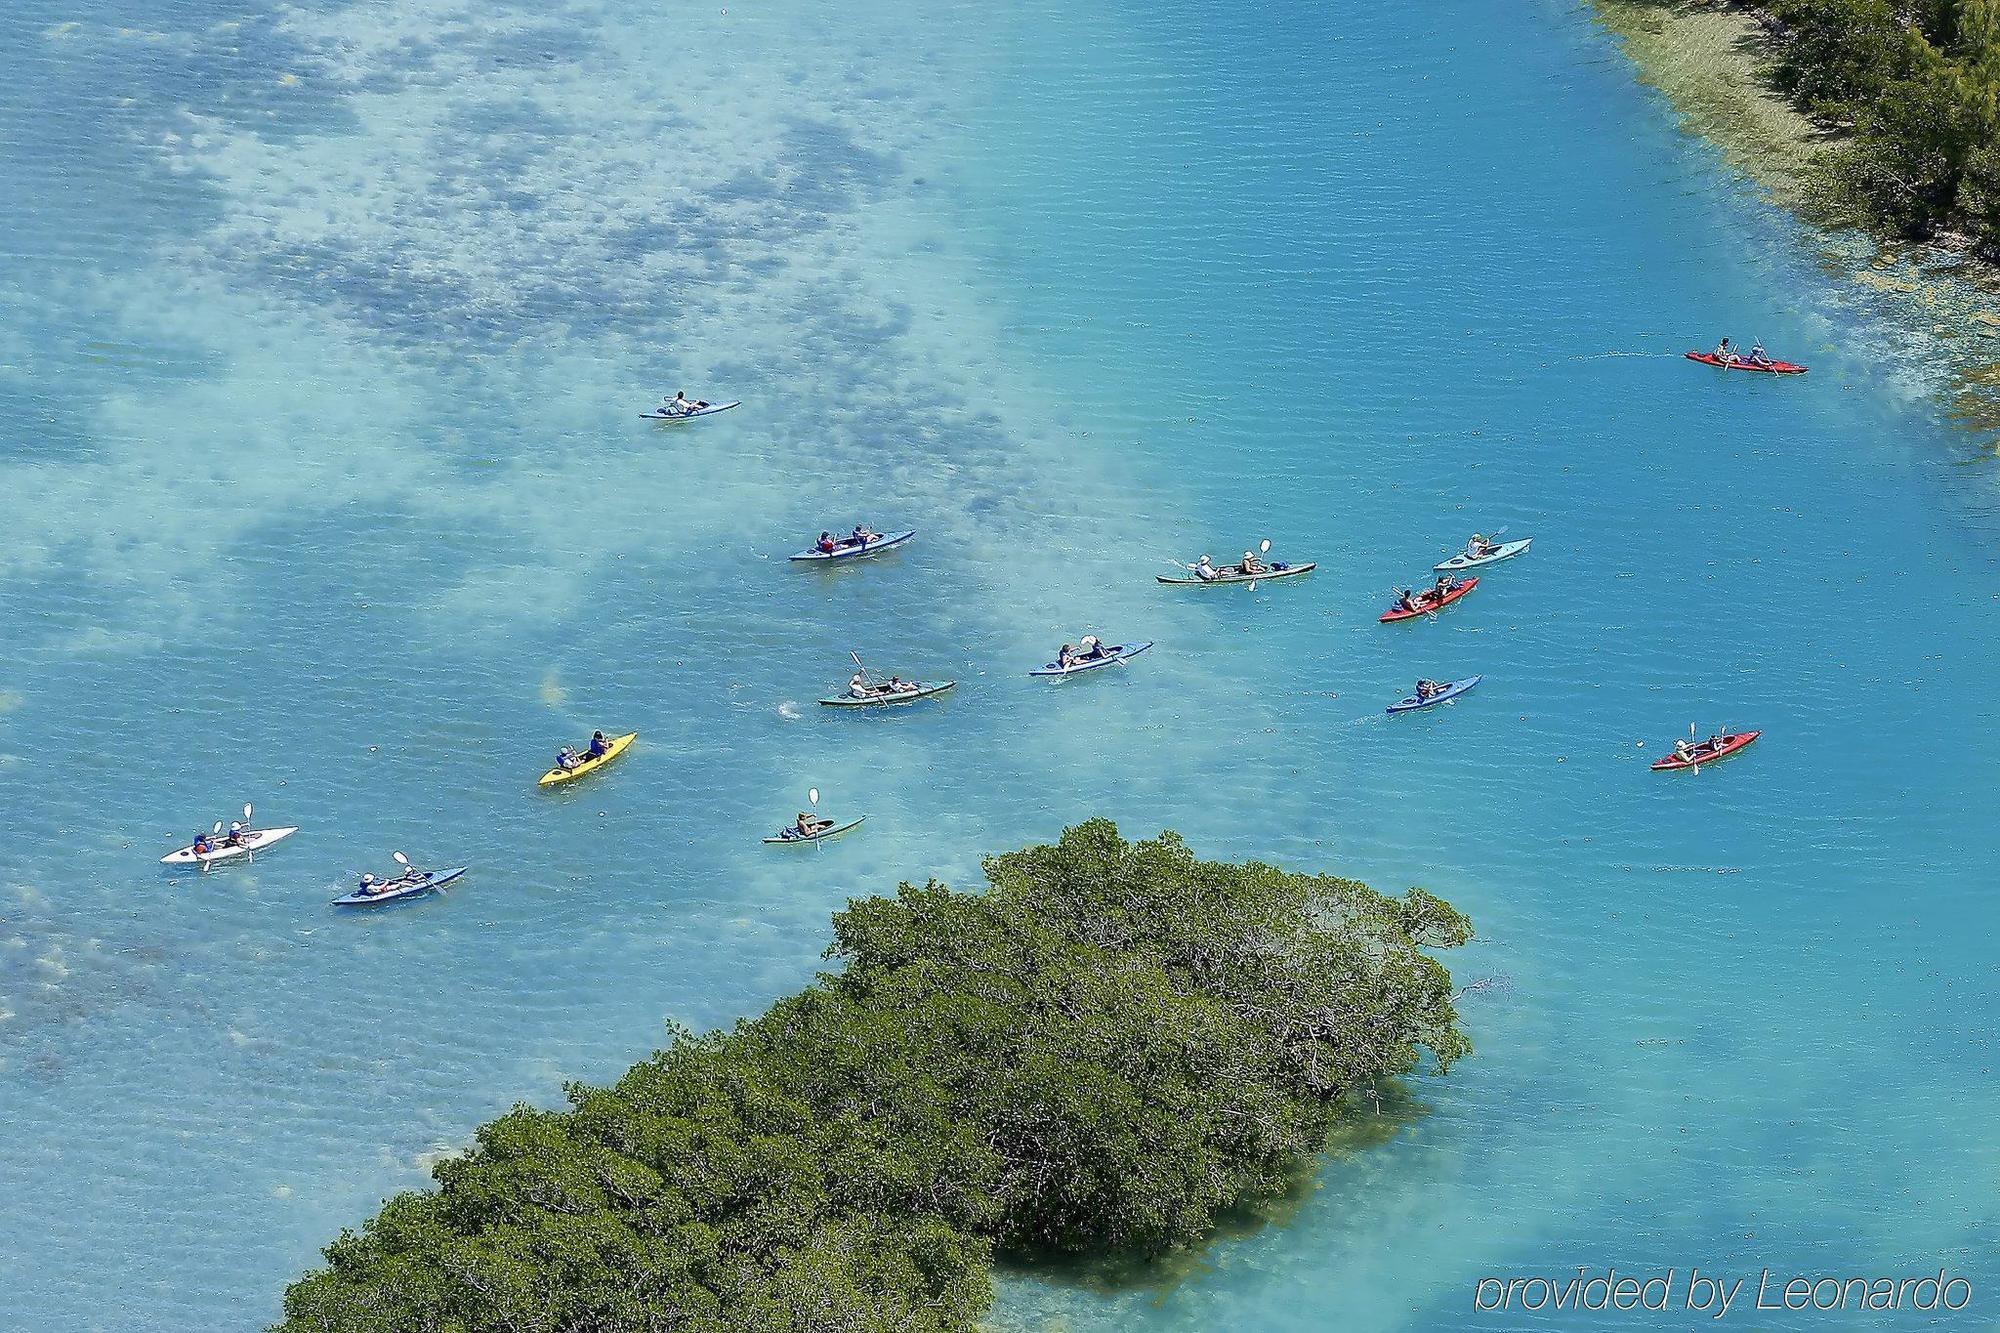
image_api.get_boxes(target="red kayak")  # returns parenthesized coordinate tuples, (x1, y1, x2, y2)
(1380, 576, 1478, 622)
(1651, 730, 1760, 771)
(1685, 351, 1806, 375)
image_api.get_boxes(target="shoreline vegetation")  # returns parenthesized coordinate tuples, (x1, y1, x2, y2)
(275, 821, 1472, 1333)
(1593, 0, 2000, 441)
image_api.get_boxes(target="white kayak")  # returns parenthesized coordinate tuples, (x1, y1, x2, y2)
(638, 400, 740, 421)
(1434, 537, 1532, 572)
(161, 826, 299, 866)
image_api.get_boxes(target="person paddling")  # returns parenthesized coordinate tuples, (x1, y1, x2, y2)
(1415, 679, 1445, 701)
(849, 524, 879, 548)
(848, 671, 874, 699)
(585, 731, 610, 760)
(1747, 341, 1773, 368)
(192, 831, 214, 857)
(1396, 588, 1421, 613)
(1194, 554, 1220, 582)
(1465, 533, 1495, 559)
(1238, 549, 1266, 576)
(1713, 337, 1735, 366)
(794, 811, 833, 838)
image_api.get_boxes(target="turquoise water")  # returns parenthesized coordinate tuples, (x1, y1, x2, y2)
(3, 0, 1997, 1328)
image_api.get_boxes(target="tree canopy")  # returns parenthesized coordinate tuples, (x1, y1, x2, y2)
(1767, 0, 2000, 253)
(276, 820, 1472, 1333)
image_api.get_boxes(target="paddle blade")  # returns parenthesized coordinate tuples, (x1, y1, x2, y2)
(392, 850, 410, 867)
(808, 788, 820, 807)
(1259, 539, 1271, 553)
(212, 821, 223, 835)
(243, 803, 253, 821)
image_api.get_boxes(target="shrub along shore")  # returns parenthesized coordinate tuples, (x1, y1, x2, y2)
(276, 820, 1472, 1333)
(1600, 0, 2000, 258)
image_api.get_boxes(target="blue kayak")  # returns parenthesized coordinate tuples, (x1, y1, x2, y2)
(1386, 675, 1481, 714)
(789, 530, 916, 562)
(332, 866, 467, 907)
(1030, 641, 1153, 677)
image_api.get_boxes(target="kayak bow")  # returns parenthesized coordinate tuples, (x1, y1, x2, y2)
(1434, 538, 1531, 572)
(538, 731, 637, 787)
(1380, 577, 1479, 622)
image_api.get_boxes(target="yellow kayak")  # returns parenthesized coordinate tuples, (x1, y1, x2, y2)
(537, 731, 637, 787)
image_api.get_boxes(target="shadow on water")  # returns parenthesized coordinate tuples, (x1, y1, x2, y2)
(994, 1081, 1434, 1303)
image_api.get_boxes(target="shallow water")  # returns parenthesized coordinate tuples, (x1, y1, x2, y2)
(2, 0, 1996, 1329)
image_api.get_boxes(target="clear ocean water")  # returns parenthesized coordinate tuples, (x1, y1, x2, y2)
(3, 0, 1996, 1328)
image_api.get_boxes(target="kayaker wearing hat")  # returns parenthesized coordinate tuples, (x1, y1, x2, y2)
(1194, 554, 1220, 581)
(585, 731, 611, 760)
(848, 671, 875, 699)
(192, 831, 213, 857)
(1464, 534, 1496, 559)
(1237, 549, 1267, 575)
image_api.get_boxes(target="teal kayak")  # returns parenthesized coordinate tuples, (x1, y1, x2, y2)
(1434, 538, 1531, 572)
